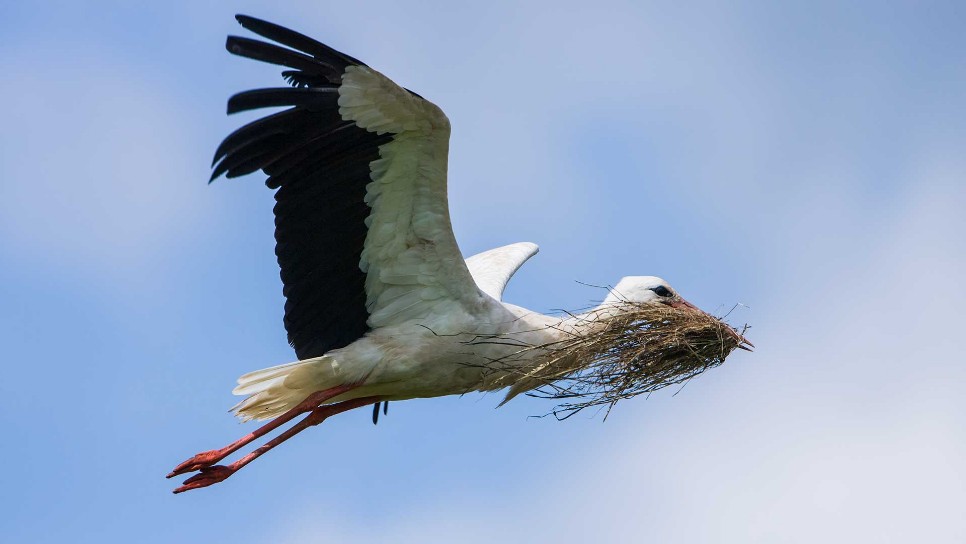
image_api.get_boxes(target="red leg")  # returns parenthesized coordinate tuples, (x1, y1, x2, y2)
(172, 395, 380, 494)
(167, 384, 356, 478)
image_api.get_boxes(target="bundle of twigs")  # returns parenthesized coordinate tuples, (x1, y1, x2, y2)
(491, 303, 751, 420)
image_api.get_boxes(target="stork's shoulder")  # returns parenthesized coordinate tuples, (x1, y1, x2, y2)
(338, 66, 450, 135)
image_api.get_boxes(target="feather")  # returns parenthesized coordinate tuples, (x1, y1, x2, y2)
(226, 87, 339, 114)
(235, 14, 364, 67)
(226, 36, 334, 75)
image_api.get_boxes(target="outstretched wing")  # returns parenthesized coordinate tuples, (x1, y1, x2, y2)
(213, 15, 484, 359)
(465, 242, 539, 301)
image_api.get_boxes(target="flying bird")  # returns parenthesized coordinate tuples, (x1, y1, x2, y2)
(168, 15, 749, 493)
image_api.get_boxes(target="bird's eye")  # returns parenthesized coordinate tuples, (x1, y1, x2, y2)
(650, 286, 672, 297)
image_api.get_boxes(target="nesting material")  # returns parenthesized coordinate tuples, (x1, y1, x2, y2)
(496, 303, 751, 420)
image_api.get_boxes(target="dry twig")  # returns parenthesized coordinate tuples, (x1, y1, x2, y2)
(476, 303, 751, 420)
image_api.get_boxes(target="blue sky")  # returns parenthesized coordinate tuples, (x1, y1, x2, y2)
(1, 1, 963, 542)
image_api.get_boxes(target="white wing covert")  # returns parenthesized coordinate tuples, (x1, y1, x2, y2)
(339, 66, 482, 328)
(465, 242, 539, 301)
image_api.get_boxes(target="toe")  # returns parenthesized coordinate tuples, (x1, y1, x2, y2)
(167, 449, 226, 478)
(172, 465, 235, 493)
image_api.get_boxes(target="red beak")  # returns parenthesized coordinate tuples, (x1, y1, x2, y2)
(666, 297, 754, 351)
(668, 298, 701, 313)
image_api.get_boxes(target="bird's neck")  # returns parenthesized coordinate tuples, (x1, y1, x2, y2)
(485, 303, 617, 402)
(559, 302, 624, 335)
(501, 300, 621, 342)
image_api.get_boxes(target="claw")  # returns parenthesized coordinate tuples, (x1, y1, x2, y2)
(172, 465, 235, 494)
(167, 449, 228, 478)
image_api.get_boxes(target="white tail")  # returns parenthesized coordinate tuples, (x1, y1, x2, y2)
(230, 356, 343, 422)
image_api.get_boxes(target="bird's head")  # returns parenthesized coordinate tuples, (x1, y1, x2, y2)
(602, 276, 699, 310)
(601, 276, 753, 351)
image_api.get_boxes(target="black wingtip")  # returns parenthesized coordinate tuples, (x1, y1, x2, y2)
(226, 87, 339, 115)
(235, 14, 259, 28)
(210, 155, 230, 183)
(225, 35, 244, 56)
(230, 13, 366, 68)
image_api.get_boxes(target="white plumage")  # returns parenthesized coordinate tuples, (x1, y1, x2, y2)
(230, 242, 545, 421)
(465, 242, 540, 301)
(169, 15, 718, 493)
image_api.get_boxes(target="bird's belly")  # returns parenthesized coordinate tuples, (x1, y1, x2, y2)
(362, 339, 508, 400)
(336, 319, 552, 401)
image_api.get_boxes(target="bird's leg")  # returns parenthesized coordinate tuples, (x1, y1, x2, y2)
(167, 384, 356, 478)
(173, 395, 380, 493)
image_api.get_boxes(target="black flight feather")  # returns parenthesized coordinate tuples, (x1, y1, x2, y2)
(211, 15, 406, 360)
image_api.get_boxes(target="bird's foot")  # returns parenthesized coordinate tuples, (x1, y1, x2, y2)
(167, 448, 229, 478)
(167, 391, 380, 495)
(172, 465, 235, 494)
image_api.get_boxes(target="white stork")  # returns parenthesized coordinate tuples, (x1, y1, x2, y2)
(168, 15, 725, 493)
